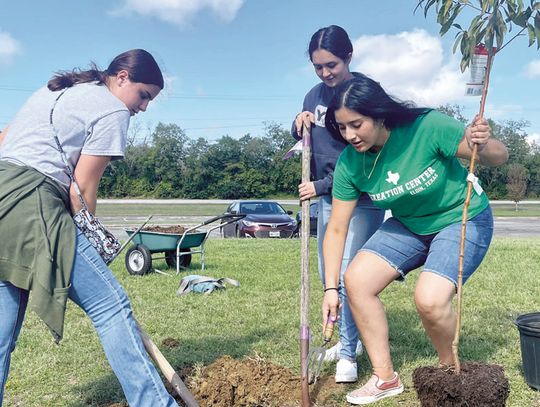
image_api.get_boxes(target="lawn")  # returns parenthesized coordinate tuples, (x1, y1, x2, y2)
(4, 238, 540, 406)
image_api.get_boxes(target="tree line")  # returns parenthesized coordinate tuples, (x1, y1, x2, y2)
(99, 106, 539, 201)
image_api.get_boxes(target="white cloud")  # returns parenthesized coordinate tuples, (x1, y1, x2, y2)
(0, 30, 22, 64)
(524, 59, 540, 78)
(115, 0, 245, 26)
(350, 29, 468, 107)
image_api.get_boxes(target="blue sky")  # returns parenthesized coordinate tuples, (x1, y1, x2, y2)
(1, 0, 539, 142)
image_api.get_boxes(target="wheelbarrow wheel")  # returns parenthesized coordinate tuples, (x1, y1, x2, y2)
(165, 249, 192, 269)
(125, 244, 152, 275)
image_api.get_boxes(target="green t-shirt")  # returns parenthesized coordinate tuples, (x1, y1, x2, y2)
(333, 110, 489, 235)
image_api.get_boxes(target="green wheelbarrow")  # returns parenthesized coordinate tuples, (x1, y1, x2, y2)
(124, 213, 244, 276)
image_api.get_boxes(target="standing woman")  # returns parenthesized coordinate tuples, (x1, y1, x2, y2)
(0, 49, 178, 406)
(292, 25, 385, 383)
(322, 75, 508, 405)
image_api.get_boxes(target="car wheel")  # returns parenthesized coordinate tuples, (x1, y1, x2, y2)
(125, 244, 152, 275)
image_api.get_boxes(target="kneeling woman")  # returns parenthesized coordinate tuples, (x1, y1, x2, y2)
(321, 75, 508, 405)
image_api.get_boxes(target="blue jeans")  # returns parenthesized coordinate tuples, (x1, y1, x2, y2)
(361, 206, 494, 286)
(318, 194, 384, 360)
(0, 229, 177, 407)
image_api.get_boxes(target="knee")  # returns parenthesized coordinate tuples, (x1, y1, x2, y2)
(414, 291, 450, 321)
(343, 267, 359, 294)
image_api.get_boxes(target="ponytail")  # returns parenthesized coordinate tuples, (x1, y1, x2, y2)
(47, 49, 163, 92)
(47, 62, 108, 91)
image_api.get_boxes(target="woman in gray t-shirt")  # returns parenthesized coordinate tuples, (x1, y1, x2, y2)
(0, 50, 178, 406)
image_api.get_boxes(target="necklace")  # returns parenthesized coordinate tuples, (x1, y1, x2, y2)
(363, 136, 389, 179)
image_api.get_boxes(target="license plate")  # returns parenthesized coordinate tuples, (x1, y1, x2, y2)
(269, 231, 280, 238)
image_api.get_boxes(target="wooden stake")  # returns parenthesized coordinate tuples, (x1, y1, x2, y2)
(299, 123, 314, 406)
(452, 50, 494, 375)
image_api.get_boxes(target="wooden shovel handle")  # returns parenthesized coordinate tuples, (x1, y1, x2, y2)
(138, 327, 199, 407)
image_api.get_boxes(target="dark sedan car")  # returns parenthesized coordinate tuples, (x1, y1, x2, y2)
(221, 200, 297, 238)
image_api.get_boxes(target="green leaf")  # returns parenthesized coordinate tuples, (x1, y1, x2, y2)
(440, 5, 462, 35)
(506, 2, 517, 20)
(475, 26, 488, 46)
(494, 9, 507, 48)
(453, 32, 464, 53)
(527, 22, 536, 46)
(414, 0, 425, 15)
(423, 0, 438, 17)
(460, 56, 469, 72)
(485, 25, 495, 52)
(512, 8, 533, 27)
(535, 13, 540, 48)
(437, 1, 447, 24)
(443, 0, 453, 17)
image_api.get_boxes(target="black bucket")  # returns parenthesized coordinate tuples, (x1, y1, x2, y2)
(515, 312, 540, 390)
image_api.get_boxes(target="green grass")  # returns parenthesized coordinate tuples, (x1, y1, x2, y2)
(96, 203, 302, 217)
(490, 204, 540, 217)
(4, 238, 540, 406)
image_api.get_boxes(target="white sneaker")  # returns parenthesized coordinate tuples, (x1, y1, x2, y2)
(335, 359, 358, 383)
(324, 341, 363, 362)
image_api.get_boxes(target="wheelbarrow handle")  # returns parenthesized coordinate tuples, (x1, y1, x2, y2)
(201, 213, 245, 227)
(106, 215, 153, 265)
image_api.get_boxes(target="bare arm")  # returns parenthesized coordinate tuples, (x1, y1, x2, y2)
(321, 197, 357, 328)
(455, 116, 508, 167)
(70, 155, 111, 214)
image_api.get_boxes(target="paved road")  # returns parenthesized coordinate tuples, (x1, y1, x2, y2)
(105, 215, 540, 241)
(492, 217, 540, 238)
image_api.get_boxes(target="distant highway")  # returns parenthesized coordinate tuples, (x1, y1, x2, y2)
(102, 214, 540, 240)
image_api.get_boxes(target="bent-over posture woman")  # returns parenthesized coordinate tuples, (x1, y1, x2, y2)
(0, 49, 178, 406)
(322, 75, 508, 405)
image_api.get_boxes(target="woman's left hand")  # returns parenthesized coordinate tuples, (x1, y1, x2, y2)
(298, 181, 317, 201)
(322, 289, 340, 333)
(465, 115, 491, 152)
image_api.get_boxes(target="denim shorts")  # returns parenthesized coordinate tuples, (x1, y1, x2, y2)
(361, 206, 494, 286)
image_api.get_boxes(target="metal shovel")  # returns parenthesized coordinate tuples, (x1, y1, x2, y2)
(305, 318, 335, 384)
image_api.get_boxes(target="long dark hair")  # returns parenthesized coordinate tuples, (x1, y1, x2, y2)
(308, 25, 353, 61)
(326, 75, 432, 136)
(47, 49, 164, 91)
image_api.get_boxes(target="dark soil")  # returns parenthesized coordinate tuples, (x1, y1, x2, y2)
(413, 362, 509, 407)
(143, 225, 188, 234)
(186, 355, 343, 407)
(105, 354, 343, 407)
(161, 337, 180, 348)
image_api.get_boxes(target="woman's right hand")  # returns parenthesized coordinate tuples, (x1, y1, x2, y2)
(322, 289, 340, 334)
(295, 111, 315, 136)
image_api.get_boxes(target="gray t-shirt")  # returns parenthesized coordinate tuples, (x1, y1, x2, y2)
(0, 82, 130, 189)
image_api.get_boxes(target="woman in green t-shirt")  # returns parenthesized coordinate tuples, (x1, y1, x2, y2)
(321, 75, 508, 405)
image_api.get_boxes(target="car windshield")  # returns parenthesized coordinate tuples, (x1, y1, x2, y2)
(239, 202, 286, 215)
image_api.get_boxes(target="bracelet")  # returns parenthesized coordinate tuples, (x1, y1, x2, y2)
(324, 287, 338, 293)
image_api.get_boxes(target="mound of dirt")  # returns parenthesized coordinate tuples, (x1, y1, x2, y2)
(143, 225, 187, 234)
(104, 354, 343, 407)
(413, 362, 509, 407)
(187, 355, 342, 407)
(162, 337, 180, 348)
